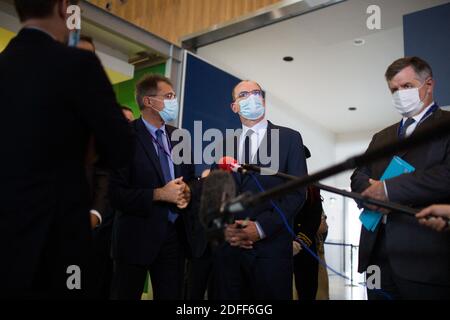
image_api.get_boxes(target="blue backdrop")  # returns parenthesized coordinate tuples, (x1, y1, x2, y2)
(404, 2, 450, 106)
(181, 53, 242, 175)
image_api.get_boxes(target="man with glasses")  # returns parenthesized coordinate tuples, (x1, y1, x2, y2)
(109, 74, 195, 300)
(210, 80, 308, 300)
(351, 57, 450, 299)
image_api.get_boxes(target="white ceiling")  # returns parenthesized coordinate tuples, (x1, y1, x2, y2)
(197, 0, 448, 134)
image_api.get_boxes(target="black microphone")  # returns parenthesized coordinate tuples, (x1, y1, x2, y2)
(228, 162, 419, 216)
(221, 114, 450, 218)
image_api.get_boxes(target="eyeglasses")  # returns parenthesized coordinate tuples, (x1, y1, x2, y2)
(235, 90, 265, 101)
(149, 92, 177, 100)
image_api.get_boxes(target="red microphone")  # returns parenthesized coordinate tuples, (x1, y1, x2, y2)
(218, 156, 239, 172)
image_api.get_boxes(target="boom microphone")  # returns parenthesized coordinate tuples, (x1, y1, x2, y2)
(222, 115, 450, 214)
(220, 158, 419, 216)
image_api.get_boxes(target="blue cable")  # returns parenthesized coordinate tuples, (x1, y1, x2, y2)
(249, 173, 392, 300)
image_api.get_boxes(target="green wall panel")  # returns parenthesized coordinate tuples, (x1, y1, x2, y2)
(114, 63, 166, 119)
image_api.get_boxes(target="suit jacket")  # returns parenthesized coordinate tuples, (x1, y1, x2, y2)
(351, 106, 450, 285)
(110, 119, 196, 266)
(211, 121, 308, 258)
(0, 29, 134, 295)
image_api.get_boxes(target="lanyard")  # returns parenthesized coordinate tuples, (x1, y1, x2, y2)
(397, 104, 438, 137)
(150, 131, 173, 161)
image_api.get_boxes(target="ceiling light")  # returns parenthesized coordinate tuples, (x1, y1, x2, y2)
(353, 38, 365, 46)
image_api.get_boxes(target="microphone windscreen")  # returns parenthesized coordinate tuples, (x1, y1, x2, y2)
(199, 170, 236, 229)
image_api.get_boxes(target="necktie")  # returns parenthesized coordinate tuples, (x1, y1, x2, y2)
(156, 129, 178, 223)
(243, 129, 254, 164)
(399, 118, 415, 139)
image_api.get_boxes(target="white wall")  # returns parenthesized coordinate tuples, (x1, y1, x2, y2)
(265, 92, 336, 174)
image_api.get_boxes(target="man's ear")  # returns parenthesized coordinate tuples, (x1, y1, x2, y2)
(425, 78, 434, 94)
(231, 102, 239, 114)
(142, 96, 151, 108)
(57, 0, 69, 20)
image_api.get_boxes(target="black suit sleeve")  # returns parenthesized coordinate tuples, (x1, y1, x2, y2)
(350, 133, 379, 194)
(109, 166, 156, 217)
(256, 131, 308, 239)
(294, 186, 323, 247)
(91, 166, 110, 216)
(74, 52, 134, 169)
(386, 140, 450, 206)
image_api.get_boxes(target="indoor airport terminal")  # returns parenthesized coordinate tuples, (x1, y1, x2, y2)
(0, 0, 449, 305)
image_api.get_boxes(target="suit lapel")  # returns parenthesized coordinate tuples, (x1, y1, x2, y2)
(135, 119, 165, 183)
(256, 121, 273, 167)
(397, 104, 440, 159)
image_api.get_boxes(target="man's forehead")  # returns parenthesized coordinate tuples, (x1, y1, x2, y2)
(235, 81, 260, 92)
(157, 81, 174, 92)
(391, 66, 417, 83)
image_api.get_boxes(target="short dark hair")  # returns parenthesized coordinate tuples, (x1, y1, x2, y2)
(14, 0, 79, 22)
(232, 80, 264, 101)
(79, 35, 95, 50)
(385, 56, 433, 82)
(135, 74, 172, 110)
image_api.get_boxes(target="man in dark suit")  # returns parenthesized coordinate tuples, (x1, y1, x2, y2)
(210, 80, 307, 300)
(351, 57, 450, 300)
(110, 74, 195, 300)
(0, 0, 134, 298)
(76, 35, 132, 299)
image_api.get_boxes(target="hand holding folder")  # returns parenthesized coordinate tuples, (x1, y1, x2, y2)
(360, 156, 415, 231)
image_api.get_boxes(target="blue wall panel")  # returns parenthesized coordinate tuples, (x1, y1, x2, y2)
(404, 3, 450, 106)
(182, 53, 242, 175)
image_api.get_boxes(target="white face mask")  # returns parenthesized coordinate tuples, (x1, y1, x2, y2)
(392, 83, 427, 118)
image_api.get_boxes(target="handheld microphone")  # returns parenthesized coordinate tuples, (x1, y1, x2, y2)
(218, 156, 248, 174)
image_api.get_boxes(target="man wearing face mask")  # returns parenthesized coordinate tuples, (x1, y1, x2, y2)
(351, 57, 450, 300)
(210, 80, 308, 300)
(0, 0, 133, 298)
(109, 74, 195, 300)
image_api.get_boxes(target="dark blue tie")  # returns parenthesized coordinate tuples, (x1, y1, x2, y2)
(156, 129, 178, 223)
(399, 118, 415, 139)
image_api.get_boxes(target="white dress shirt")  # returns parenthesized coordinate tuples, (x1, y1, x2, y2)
(401, 101, 436, 138)
(239, 119, 268, 164)
(238, 119, 269, 239)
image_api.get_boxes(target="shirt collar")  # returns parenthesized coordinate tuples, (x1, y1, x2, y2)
(403, 101, 436, 124)
(141, 117, 166, 138)
(23, 27, 56, 40)
(242, 119, 268, 136)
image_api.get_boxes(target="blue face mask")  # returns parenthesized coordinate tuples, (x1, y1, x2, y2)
(158, 99, 179, 123)
(238, 95, 265, 120)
